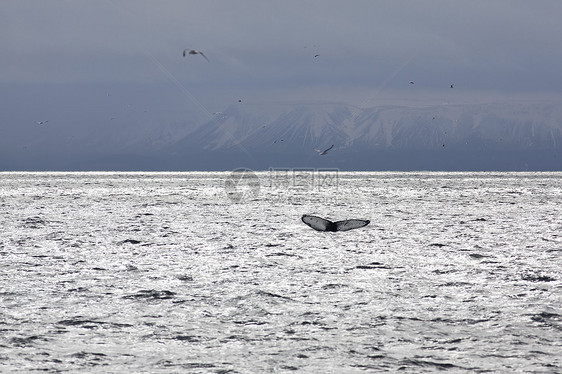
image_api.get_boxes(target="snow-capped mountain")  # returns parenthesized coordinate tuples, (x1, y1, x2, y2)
(173, 100, 562, 152)
(5, 98, 561, 170)
(167, 99, 562, 170)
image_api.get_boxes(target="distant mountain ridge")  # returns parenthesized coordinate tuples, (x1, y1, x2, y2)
(161, 100, 562, 170)
(172, 101, 562, 151)
(3, 100, 562, 170)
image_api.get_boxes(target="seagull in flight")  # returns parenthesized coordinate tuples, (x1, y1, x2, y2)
(183, 49, 209, 62)
(315, 144, 334, 155)
(36, 120, 48, 125)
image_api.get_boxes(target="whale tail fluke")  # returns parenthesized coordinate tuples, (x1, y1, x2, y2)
(302, 215, 334, 231)
(301, 215, 369, 232)
(334, 219, 370, 231)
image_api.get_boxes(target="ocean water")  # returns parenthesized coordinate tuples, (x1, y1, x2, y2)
(1, 171, 561, 373)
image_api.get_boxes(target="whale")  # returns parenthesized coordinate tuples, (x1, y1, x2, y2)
(301, 215, 370, 232)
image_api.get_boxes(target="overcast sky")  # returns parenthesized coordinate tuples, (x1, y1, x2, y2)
(2, 0, 562, 153)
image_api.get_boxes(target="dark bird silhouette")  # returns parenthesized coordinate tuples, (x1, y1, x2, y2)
(315, 144, 334, 155)
(36, 121, 48, 125)
(182, 49, 209, 62)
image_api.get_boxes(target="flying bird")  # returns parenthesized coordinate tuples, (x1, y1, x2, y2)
(182, 49, 209, 62)
(315, 144, 334, 155)
(409, 81, 415, 85)
(36, 120, 48, 125)
(450, 84, 454, 88)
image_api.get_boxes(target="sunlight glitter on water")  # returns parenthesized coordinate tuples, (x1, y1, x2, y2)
(1, 172, 561, 373)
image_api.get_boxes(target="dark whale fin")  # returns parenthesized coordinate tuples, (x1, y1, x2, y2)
(334, 219, 370, 231)
(302, 215, 335, 231)
(301, 215, 369, 232)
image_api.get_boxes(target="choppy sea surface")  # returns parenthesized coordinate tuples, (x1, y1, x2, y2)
(1, 171, 561, 373)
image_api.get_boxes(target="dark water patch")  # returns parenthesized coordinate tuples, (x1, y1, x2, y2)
(398, 358, 459, 370)
(531, 312, 562, 330)
(70, 351, 107, 359)
(300, 320, 330, 329)
(67, 287, 89, 293)
(120, 239, 142, 245)
(179, 362, 218, 370)
(232, 319, 267, 326)
(255, 290, 294, 301)
(9, 335, 44, 347)
(429, 316, 496, 325)
(220, 335, 258, 343)
(356, 264, 391, 270)
(521, 272, 556, 282)
(322, 283, 348, 289)
(469, 253, 491, 259)
(529, 350, 552, 356)
(280, 365, 299, 371)
(22, 216, 46, 228)
(432, 269, 459, 274)
(439, 281, 473, 287)
(176, 274, 194, 281)
(444, 338, 463, 344)
(532, 312, 561, 321)
(355, 262, 390, 270)
(57, 318, 107, 329)
(172, 335, 201, 342)
(123, 289, 176, 300)
(69, 351, 108, 366)
(350, 363, 384, 371)
(347, 318, 387, 330)
(266, 252, 298, 257)
(0, 292, 19, 297)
